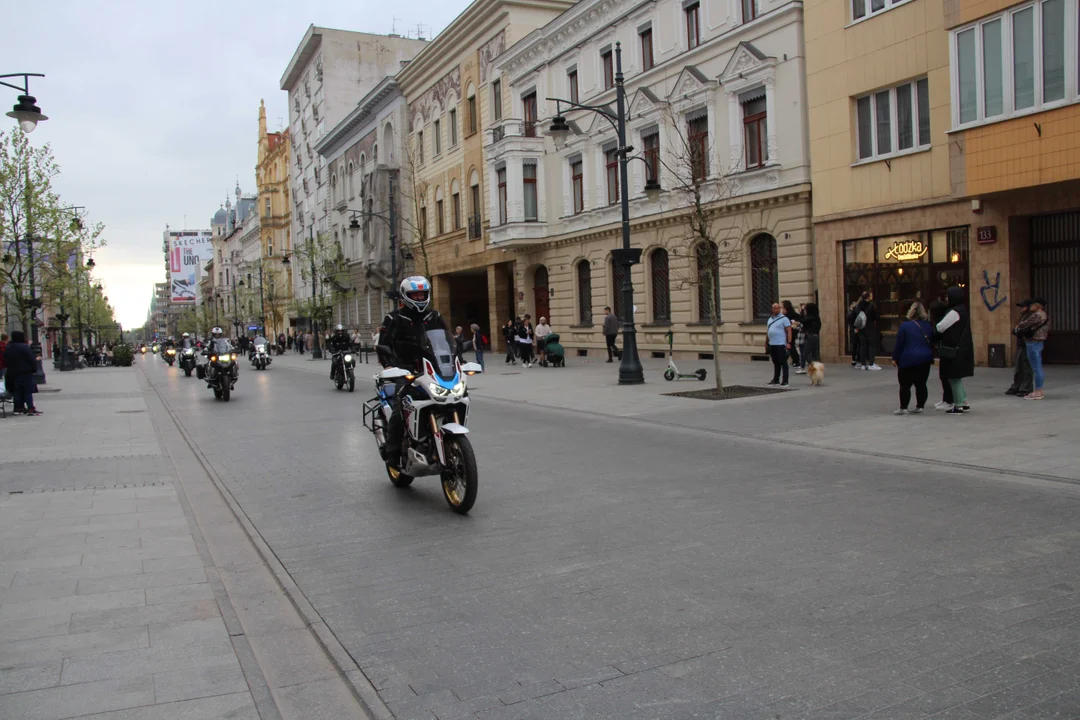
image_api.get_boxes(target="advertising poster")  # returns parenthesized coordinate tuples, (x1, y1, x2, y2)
(168, 231, 212, 304)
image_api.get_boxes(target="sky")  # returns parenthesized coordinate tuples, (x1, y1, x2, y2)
(5, 0, 464, 329)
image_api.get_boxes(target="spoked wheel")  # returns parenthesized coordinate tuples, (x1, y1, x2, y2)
(347, 370, 355, 393)
(335, 370, 344, 390)
(386, 464, 414, 487)
(221, 384, 231, 402)
(440, 435, 478, 514)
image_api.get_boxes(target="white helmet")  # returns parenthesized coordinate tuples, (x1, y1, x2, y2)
(211, 327, 223, 338)
(399, 276, 431, 314)
(182, 332, 190, 339)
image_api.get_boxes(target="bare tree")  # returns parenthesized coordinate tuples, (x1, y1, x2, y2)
(396, 138, 431, 278)
(654, 105, 753, 393)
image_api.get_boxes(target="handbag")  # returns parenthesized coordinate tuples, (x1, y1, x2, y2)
(938, 325, 967, 360)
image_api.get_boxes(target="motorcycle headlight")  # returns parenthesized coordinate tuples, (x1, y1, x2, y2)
(344, 354, 353, 364)
(451, 381, 465, 397)
(427, 382, 450, 398)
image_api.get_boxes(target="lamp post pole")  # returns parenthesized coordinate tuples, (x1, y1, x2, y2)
(309, 227, 322, 359)
(231, 276, 239, 340)
(258, 263, 266, 335)
(346, 174, 399, 303)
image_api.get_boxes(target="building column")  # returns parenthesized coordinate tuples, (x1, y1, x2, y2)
(432, 274, 452, 320)
(488, 263, 510, 353)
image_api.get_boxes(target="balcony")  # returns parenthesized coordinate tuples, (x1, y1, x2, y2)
(487, 118, 545, 151)
(467, 214, 483, 240)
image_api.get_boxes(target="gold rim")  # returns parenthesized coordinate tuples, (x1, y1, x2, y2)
(442, 444, 465, 506)
(442, 477, 463, 506)
(388, 465, 401, 480)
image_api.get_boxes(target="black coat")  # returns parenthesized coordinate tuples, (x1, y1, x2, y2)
(3, 341, 36, 378)
(936, 291, 975, 379)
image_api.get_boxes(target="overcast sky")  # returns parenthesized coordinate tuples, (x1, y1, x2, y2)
(6, 1, 463, 329)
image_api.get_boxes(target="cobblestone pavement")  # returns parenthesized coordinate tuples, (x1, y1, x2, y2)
(139, 352, 1080, 719)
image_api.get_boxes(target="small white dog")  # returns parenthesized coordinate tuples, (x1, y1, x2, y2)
(807, 361, 825, 386)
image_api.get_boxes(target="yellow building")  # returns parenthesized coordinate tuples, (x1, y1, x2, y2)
(256, 100, 293, 338)
(396, 0, 576, 348)
(806, 0, 1080, 365)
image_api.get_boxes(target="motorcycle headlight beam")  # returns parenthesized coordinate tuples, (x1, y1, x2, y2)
(451, 381, 465, 397)
(428, 382, 450, 398)
(344, 354, 353, 364)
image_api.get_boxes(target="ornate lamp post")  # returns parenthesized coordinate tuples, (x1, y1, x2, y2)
(2, 73, 48, 133)
(346, 173, 399, 301)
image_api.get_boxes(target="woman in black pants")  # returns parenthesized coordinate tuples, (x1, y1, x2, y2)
(928, 300, 954, 409)
(890, 302, 935, 415)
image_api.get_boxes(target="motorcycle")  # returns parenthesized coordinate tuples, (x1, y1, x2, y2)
(330, 349, 355, 392)
(178, 346, 197, 376)
(362, 329, 483, 514)
(164, 347, 177, 366)
(251, 343, 271, 371)
(201, 339, 238, 402)
(151, 344, 159, 354)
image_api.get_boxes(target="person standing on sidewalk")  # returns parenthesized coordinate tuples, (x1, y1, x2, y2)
(800, 304, 822, 366)
(935, 286, 975, 415)
(891, 301, 935, 415)
(517, 316, 535, 368)
(1015, 298, 1049, 400)
(783, 301, 803, 372)
(3, 331, 41, 416)
(0, 333, 7, 381)
(603, 307, 619, 363)
(470, 322, 485, 370)
(851, 291, 881, 370)
(1006, 300, 1036, 397)
(766, 303, 792, 387)
(535, 317, 551, 367)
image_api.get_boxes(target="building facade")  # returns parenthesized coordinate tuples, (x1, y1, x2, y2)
(315, 77, 411, 338)
(485, 0, 814, 358)
(805, 0, 1080, 365)
(398, 0, 576, 348)
(280, 27, 427, 323)
(208, 186, 257, 338)
(256, 100, 293, 338)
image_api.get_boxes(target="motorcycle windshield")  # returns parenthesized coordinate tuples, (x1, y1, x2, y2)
(253, 337, 268, 347)
(211, 339, 233, 355)
(423, 329, 458, 380)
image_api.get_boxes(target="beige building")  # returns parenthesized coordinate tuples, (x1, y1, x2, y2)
(397, 0, 576, 348)
(256, 101, 292, 338)
(806, 0, 1080, 365)
(485, 0, 815, 360)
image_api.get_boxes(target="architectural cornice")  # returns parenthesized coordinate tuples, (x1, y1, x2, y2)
(280, 25, 321, 91)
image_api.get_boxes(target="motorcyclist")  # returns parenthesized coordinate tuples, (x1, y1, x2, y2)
(180, 332, 194, 349)
(326, 324, 353, 378)
(378, 277, 447, 462)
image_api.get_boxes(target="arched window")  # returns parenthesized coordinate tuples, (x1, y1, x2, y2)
(750, 233, 779, 320)
(383, 123, 393, 162)
(650, 248, 670, 322)
(469, 169, 481, 236)
(434, 186, 444, 235)
(373, 144, 378, 166)
(450, 179, 461, 231)
(696, 241, 720, 322)
(347, 162, 354, 198)
(330, 173, 337, 204)
(359, 153, 366, 179)
(576, 260, 592, 324)
(611, 258, 625, 320)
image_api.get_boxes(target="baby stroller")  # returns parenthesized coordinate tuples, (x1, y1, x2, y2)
(544, 333, 566, 367)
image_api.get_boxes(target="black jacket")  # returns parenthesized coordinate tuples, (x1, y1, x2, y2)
(378, 309, 447, 372)
(326, 333, 353, 353)
(802, 304, 822, 334)
(935, 287, 975, 379)
(3, 341, 37, 378)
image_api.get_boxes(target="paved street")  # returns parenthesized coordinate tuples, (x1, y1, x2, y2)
(4, 354, 1080, 719)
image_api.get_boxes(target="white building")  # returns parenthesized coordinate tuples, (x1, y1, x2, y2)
(485, 0, 814, 358)
(280, 26, 426, 326)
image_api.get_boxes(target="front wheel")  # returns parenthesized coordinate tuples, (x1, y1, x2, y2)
(347, 369, 355, 393)
(184, 368, 192, 377)
(221, 383, 231, 402)
(386, 464, 414, 487)
(664, 368, 676, 381)
(213, 387, 222, 399)
(334, 369, 344, 390)
(440, 435, 478, 514)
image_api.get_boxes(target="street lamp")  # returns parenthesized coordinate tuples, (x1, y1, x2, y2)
(346, 173, 399, 301)
(1, 73, 48, 133)
(545, 42, 653, 385)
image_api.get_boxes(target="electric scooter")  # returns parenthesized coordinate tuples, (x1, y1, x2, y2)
(662, 331, 707, 382)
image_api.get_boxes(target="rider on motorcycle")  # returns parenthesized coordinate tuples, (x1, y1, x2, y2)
(180, 332, 194, 349)
(326, 324, 353, 378)
(378, 276, 447, 462)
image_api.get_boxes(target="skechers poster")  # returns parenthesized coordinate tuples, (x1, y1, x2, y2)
(168, 231, 212, 304)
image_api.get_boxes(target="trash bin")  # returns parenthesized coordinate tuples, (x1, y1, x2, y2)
(988, 343, 1006, 368)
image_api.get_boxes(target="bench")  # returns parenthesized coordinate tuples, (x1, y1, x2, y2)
(0, 377, 10, 418)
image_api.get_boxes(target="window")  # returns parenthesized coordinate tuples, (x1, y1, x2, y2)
(856, 78, 931, 161)
(347, 162, 354, 198)
(568, 68, 579, 103)
(265, 198, 271, 217)
(852, 0, 910, 22)
(492, 80, 502, 120)
(523, 92, 538, 137)
(576, 260, 592, 324)
(640, 28, 654, 71)
(650, 249, 671, 322)
(267, 240, 273, 257)
(686, 3, 701, 49)
(435, 187, 444, 235)
(688, 114, 709, 180)
(750, 234, 779, 320)
(571, 160, 584, 214)
(419, 204, 427, 237)
(523, 164, 538, 221)
(642, 131, 660, 188)
(742, 0, 757, 23)
(449, 108, 458, 145)
(452, 191, 461, 230)
(471, 183, 481, 222)
(497, 168, 507, 224)
(602, 49, 614, 90)
(605, 147, 620, 205)
(467, 96, 477, 134)
(742, 95, 768, 169)
(417, 131, 424, 164)
(952, 0, 1077, 129)
(696, 242, 720, 322)
(611, 259, 626, 320)
(434, 119, 442, 154)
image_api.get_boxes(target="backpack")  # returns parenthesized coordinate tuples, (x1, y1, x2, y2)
(853, 311, 867, 330)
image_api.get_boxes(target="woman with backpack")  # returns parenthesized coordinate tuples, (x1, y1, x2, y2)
(934, 287, 975, 415)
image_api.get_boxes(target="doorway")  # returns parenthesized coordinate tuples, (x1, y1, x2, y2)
(533, 265, 550, 322)
(1031, 212, 1080, 363)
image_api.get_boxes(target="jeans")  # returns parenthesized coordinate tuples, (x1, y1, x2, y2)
(803, 333, 820, 364)
(605, 334, 618, 361)
(768, 345, 789, 384)
(1025, 340, 1045, 390)
(1009, 343, 1034, 394)
(8, 375, 33, 412)
(949, 378, 967, 407)
(897, 362, 931, 409)
(475, 348, 484, 370)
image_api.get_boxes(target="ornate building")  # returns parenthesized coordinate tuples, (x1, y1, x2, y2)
(256, 100, 292, 338)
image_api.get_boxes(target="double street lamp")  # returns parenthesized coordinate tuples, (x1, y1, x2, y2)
(347, 173, 400, 301)
(238, 263, 266, 337)
(545, 42, 658, 385)
(2, 73, 48, 133)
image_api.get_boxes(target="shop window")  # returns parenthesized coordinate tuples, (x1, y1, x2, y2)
(696, 241, 720, 321)
(750, 234, 778, 320)
(577, 260, 592, 324)
(651, 248, 671, 322)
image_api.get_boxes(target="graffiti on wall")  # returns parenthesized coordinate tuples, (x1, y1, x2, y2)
(979, 270, 1008, 311)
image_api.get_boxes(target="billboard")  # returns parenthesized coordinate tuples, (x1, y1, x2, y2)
(167, 230, 212, 304)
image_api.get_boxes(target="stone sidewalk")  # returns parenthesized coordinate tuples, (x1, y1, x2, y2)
(0, 367, 372, 720)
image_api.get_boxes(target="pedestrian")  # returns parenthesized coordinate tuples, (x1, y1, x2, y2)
(470, 322, 485, 370)
(1015, 297, 1049, 400)
(765, 302, 792, 387)
(782, 300, 803, 372)
(0, 333, 7, 381)
(850, 291, 881, 370)
(454, 325, 467, 360)
(287, 332, 294, 351)
(517, 316, 535, 367)
(503, 320, 517, 364)
(801, 303, 821, 365)
(891, 301, 935, 415)
(846, 300, 860, 367)
(928, 300, 954, 409)
(934, 286, 975, 415)
(602, 306, 619, 363)
(535, 316, 551, 367)
(3, 331, 41, 416)
(1006, 300, 1036, 397)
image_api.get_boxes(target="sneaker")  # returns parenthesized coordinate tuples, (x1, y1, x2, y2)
(766, 380, 779, 386)
(962, 404, 971, 411)
(946, 406, 966, 415)
(794, 368, 806, 375)
(934, 400, 950, 410)
(893, 408, 909, 415)
(780, 382, 789, 387)
(1023, 391, 1044, 400)
(867, 364, 883, 370)
(910, 407, 924, 414)
(1005, 388, 1019, 395)
(23, 410, 42, 416)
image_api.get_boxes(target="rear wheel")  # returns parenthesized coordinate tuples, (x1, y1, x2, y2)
(440, 435, 478, 514)
(664, 368, 676, 381)
(221, 383, 231, 402)
(695, 368, 708, 381)
(386, 464, 414, 487)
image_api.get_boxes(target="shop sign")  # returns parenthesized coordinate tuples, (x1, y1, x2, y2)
(882, 239, 928, 262)
(976, 225, 997, 244)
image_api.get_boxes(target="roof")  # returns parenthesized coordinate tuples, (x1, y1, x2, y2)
(212, 207, 228, 225)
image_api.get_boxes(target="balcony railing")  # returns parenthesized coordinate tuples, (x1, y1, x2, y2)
(487, 118, 543, 145)
(468, 214, 483, 240)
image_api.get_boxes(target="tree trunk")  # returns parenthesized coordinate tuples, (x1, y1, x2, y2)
(708, 273, 723, 392)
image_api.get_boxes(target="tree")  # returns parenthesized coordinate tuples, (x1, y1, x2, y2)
(291, 232, 347, 333)
(653, 106, 753, 393)
(261, 262, 289, 338)
(397, 138, 431, 278)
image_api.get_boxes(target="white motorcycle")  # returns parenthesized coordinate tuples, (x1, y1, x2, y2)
(251, 342, 271, 371)
(363, 329, 483, 514)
